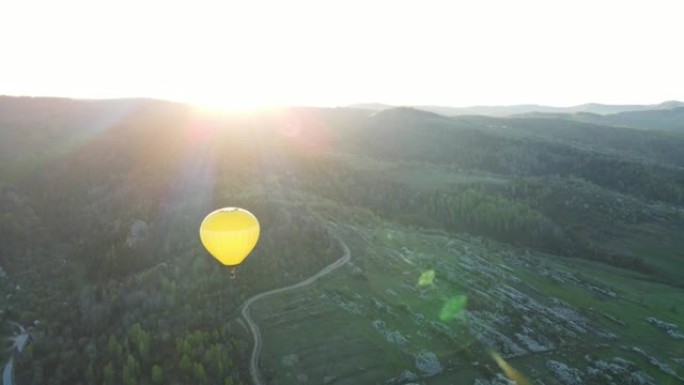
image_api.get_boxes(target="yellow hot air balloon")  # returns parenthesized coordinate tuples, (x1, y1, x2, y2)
(199, 207, 260, 278)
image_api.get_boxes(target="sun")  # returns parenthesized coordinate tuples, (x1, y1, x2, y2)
(187, 96, 279, 113)
(166, 85, 285, 112)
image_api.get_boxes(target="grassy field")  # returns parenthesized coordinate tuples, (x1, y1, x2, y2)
(243, 205, 684, 384)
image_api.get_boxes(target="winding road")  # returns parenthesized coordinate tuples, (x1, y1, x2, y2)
(240, 232, 351, 385)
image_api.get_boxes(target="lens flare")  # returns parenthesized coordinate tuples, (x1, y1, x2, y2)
(439, 295, 467, 321)
(418, 270, 436, 286)
(490, 351, 532, 385)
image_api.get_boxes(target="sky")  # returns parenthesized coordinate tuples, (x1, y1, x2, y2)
(1, 0, 683, 108)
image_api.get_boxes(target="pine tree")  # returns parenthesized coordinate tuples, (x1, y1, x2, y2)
(151, 364, 163, 384)
(103, 362, 115, 385)
(180, 354, 192, 375)
(108, 335, 122, 361)
(194, 362, 207, 384)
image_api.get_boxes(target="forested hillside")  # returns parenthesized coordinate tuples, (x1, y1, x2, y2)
(516, 107, 684, 132)
(1, 97, 683, 384)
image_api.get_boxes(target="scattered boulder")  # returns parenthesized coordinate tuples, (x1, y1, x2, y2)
(515, 329, 553, 353)
(546, 360, 583, 385)
(631, 347, 683, 380)
(584, 355, 655, 385)
(645, 317, 683, 339)
(386, 370, 418, 384)
(414, 351, 442, 377)
(372, 319, 408, 346)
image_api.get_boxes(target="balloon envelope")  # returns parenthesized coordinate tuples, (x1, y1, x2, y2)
(199, 208, 260, 266)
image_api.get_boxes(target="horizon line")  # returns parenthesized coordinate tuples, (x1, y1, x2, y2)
(1, 94, 682, 110)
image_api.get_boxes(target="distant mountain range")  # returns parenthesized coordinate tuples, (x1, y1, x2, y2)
(513, 107, 684, 132)
(350, 100, 684, 117)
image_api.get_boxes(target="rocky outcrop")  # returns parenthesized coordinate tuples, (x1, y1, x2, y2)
(414, 351, 442, 376)
(546, 360, 583, 385)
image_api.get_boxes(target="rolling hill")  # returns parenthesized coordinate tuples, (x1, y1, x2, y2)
(517, 106, 684, 132)
(1, 97, 683, 385)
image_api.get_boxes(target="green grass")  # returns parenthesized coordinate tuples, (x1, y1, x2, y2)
(514, 254, 684, 381)
(244, 205, 684, 384)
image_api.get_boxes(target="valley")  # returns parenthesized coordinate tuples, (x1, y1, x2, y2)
(0, 97, 683, 384)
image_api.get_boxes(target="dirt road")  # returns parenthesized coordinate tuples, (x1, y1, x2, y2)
(240, 233, 351, 385)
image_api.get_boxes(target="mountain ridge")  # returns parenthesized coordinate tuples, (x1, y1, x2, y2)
(350, 100, 684, 117)
(513, 106, 684, 132)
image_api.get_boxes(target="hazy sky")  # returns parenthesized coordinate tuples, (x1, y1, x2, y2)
(1, 0, 682, 108)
